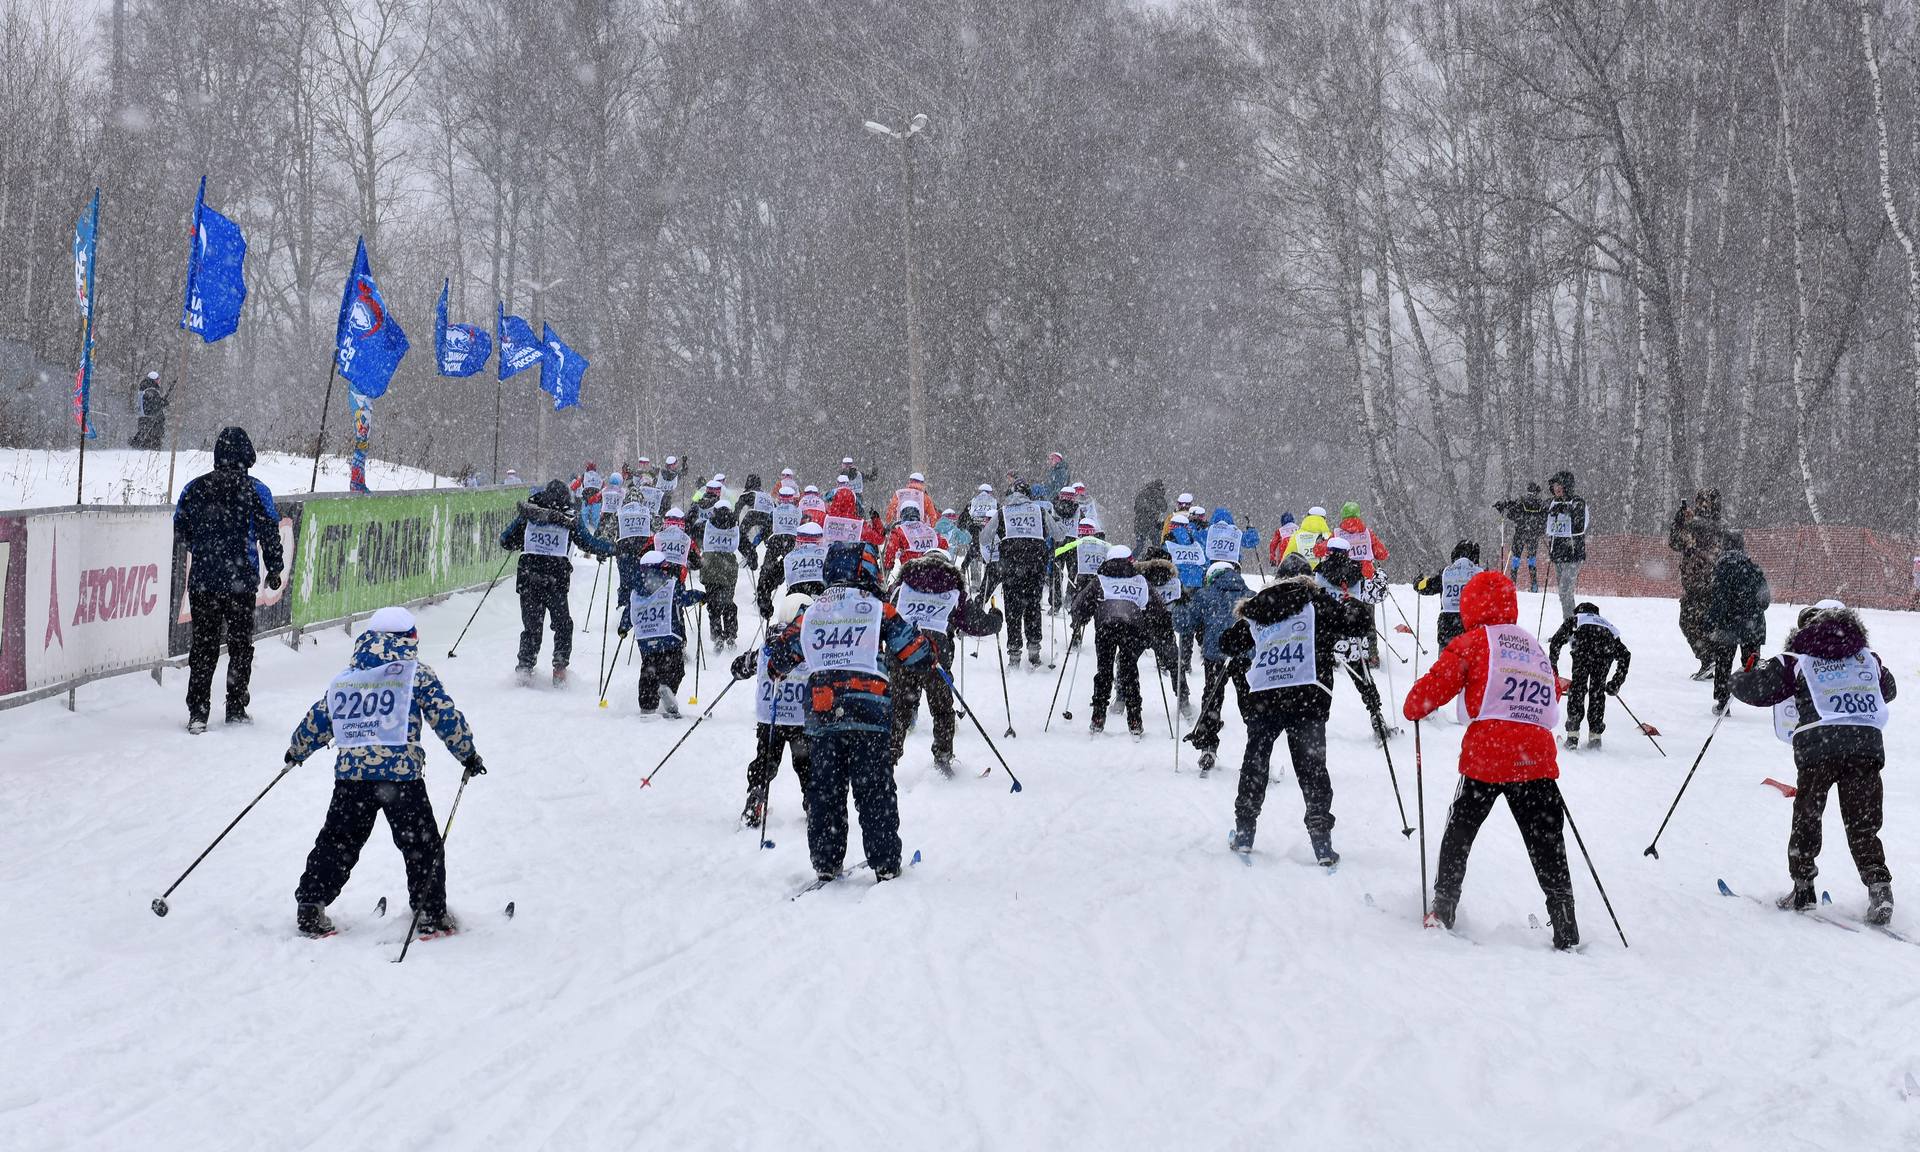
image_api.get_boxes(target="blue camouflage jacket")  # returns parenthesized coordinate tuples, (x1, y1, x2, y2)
(287, 629, 477, 781)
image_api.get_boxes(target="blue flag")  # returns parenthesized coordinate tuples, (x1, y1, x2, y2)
(434, 280, 492, 376)
(540, 322, 587, 411)
(497, 302, 542, 379)
(334, 238, 408, 399)
(71, 189, 99, 440)
(181, 176, 247, 343)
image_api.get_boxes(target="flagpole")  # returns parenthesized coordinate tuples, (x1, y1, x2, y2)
(74, 314, 89, 506)
(166, 326, 189, 500)
(491, 376, 503, 483)
(74, 190, 100, 507)
(310, 359, 338, 492)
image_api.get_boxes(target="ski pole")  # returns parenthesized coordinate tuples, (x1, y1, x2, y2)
(1611, 691, 1667, 757)
(599, 631, 629, 705)
(1562, 793, 1628, 948)
(1373, 627, 1407, 665)
(992, 596, 1015, 738)
(689, 606, 703, 706)
(1415, 720, 1429, 925)
(1060, 632, 1086, 722)
(447, 552, 514, 658)
(1043, 628, 1080, 731)
(1385, 588, 1428, 655)
(395, 770, 472, 964)
(936, 666, 1023, 793)
(1643, 710, 1725, 858)
(596, 564, 613, 694)
(582, 560, 601, 632)
(1354, 664, 1413, 835)
(641, 675, 743, 788)
(150, 762, 297, 916)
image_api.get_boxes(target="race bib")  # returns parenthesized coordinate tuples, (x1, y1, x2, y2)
(1248, 605, 1315, 692)
(771, 505, 803, 537)
(756, 655, 808, 726)
(1772, 697, 1801, 744)
(799, 494, 827, 514)
(894, 584, 959, 634)
(602, 487, 624, 511)
(1800, 653, 1888, 730)
(327, 660, 416, 748)
(523, 522, 569, 557)
(653, 527, 692, 568)
(1206, 522, 1242, 563)
(893, 488, 928, 519)
(1546, 507, 1583, 538)
(1574, 612, 1620, 637)
(1003, 503, 1045, 540)
(1075, 538, 1109, 577)
(1154, 579, 1181, 604)
(824, 515, 864, 544)
(1166, 540, 1204, 569)
(617, 504, 653, 541)
(801, 588, 884, 676)
(1440, 561, 1476, 614)
(1098, 574, 1148, 608)
(899, 521, 940, 553)
(981, 535, 1001, 563)
(636, 486, 665, 515)
(702, 524, 739, 554)
(785, 543, 827, 587)
(1476, 625, 1560, 729)
(629, 582, 677, 641)
(1339, 528, 1374, 562)
(753, 491, 776, 515)
(969, 494, 998, 520)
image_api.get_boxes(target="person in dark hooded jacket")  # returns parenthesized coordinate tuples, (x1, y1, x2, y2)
(1403, 571, 1577, 949)
(735, 473, 774, 571)
(1706, 530, 1769, 715)
(1185, 559, 1254, 773)
(1547, 602, 1631, 750)
(754, 485, 804, 619)
(1669, 489, 1727, 678)
(886, 548, 1003, 775)
(1494, 483, 1548, 592)
(1544, 471, 1588, 618)
(1216, 565, 1371, 863)
(987, 486, 1054, 667)
(1067, 546, 1167, 736)
(698, 501, 744, 650)
(1731, 600, 1897, 922)
(174, 426, 284, 732)
(1132, 478, 1168, 553)
(1413, 540, 1484, 652)
(500, 478, 613, 682)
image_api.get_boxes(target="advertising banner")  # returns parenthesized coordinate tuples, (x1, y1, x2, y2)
(0, 516, 24, 695)
(21, 509, 174, 691)
(290, 488, 522, 627)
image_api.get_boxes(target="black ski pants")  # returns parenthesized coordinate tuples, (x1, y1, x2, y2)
(1091, 626, 1146, 727)
(1003, 573, 1044, 655)
(806, 725, 902, 876)
(1565, 652, 1613, 736)
(708, 594, 738, 644)
(889, 637, 956, 764)
(1433, 777, 1573, 907)
(295, 779, 446, 918)
(186, 588, 257, 722)
(1188, 658, 1233, 753)
(748, 722, 812, 798)
(1234, 715, 1332, 844)
(1789, 752, 1891, 886)
(517, 578, 573, 669)
(638, 646, 685, 711)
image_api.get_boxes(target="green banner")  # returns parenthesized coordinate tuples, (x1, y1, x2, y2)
(290, 488, 524, 627)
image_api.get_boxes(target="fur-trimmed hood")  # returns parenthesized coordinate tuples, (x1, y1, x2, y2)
(898, 550, 963, 595)
(1236, 577, 1315, 626)
(1136, 556, 1178, 585)
(1788, 605, 1869, 660)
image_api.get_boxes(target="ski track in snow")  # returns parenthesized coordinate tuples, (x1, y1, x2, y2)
(3, 572, 1918, 1150)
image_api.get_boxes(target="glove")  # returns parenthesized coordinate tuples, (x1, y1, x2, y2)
(731, 652, 758, 681)
(618, 621, 630, 638)
(462, 754, 486, 780)
(596, 552, 608, 564)
(1606, 679, 1626, 696)
(284, 750, 299, 767)
(265, 571, 283, 591)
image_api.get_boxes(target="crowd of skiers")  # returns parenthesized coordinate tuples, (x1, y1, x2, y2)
(196, 446, 1894, 946)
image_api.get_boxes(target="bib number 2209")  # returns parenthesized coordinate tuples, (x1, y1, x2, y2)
(331, 688, 399, 720)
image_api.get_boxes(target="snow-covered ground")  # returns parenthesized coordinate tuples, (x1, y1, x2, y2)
(2, 571, 1917, 1150)
(0, 447, 452, 510)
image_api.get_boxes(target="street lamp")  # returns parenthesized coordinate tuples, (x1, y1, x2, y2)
(864, 113, 930, 476)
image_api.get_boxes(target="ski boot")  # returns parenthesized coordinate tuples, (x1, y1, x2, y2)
(741, 784, 768, 828)
(1089, 711, 1105, 735)
(874, 862, 901, 882)
(514, 665, 534, 686)
(1178, 697, 1194, 721)
(1198, 751, 1215, 777)
(933, 753, 956, 779)
(1712, 700, 1729, 717)
(1867, 882, 1895, 926)
(1564, 733, 1580, 751)
(1585, 735, 1602, 751)
(1427, 890, 1458, 930)
(1028, 650, 1043, 668)
(415, 910, 460, 939)
(1128, 719, 1144, 742)
(552, 664, 569, 687)
(1689, 662, 1714, 682)
(296, 903, 336, 938)
(1228, 825, 1254, 856)
(187, 717, 208, 735)
(1776, 883, 1817, 911)
(1310, 832, 1340, 869)
(225, 709, 252, 726)
(1546, 896, 1579, 951)
(661, 695, 682, 719)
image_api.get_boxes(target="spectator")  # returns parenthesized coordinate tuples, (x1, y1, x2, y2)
(1706, 530, 1770, 715)
(1668, 488, 1727, 680)
(173, 426, 283, 733)
(1544, 471, 1588, 618)
(129, 370, 170, 451)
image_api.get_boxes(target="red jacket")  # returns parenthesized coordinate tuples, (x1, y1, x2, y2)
(883, 523, 947, 570)
(1402, 571, 1561, 784)
(1313, 517, 1387, 578)
(1268, 525, 1296, 567)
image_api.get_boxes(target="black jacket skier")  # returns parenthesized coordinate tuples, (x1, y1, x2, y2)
(1547, 602, 1631, 748)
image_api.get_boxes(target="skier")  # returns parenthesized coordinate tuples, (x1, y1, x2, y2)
(616, 550, 704, 718)
(1068, 545, 1167, 737)
(1038, 452, 1071, 502)
(499, 478, 614, 684)
(1316, 539, 1396, 740)
(1731, 599, 1897, 921)
(736, 473, 774, 572)
(887, 547, 1002, 776)
(882, 503, 945, 571)
(1132, 478, 1167, 553)
(688, 475, 729, 532)
(1494, 483, 1548, 592)
(839, 457, 866, 505)
(173, 426, 284, 733)
(1413, 540, 1484, 650)
(1266, 511, 1297, 569)
(570, 461, 605, 534)
(1544, 471, 1589, 618)
(1048, 484, 1083, 614)
(1283, 506, 1332, 566)
(749, 541, 934, 883)
(649, 506, 700, 580)
(699, 498, 744, 650)
(1318, 502, 1387, 580)
(1669, 489, 1727, 679)
(731, 590, 815, 828)
(1216, 559, 1370, 862)
(987, 483, 1054, 668)
(1547, 603, 1632, 750)
(1162, 510, 1208, 699)
(130, 369, 170, 450)
(285, 606, 483, 939)
(1706, 530, 1769, 715)
(754, 486, 808, 619)
(1402, 571, 1578, 949)
(884, 472, 934, 526)
(1187, 558, 1254, 774)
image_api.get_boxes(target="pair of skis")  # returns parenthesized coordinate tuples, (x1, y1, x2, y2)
(791, 849, 922, 899)
(1717, 879, 1911, 945)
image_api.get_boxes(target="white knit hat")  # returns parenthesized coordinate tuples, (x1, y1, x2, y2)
(366, 606, 416, 633)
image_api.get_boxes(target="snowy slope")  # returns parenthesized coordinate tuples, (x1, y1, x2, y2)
(0, 447, 452, 511)
(2, 573, 1917, 1151)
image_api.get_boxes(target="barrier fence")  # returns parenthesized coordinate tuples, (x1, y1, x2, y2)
(1, 485, 524, 707)
(1534, 526, 1919, 613)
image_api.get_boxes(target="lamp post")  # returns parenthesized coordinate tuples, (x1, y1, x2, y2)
(864, 113, 930, 475)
